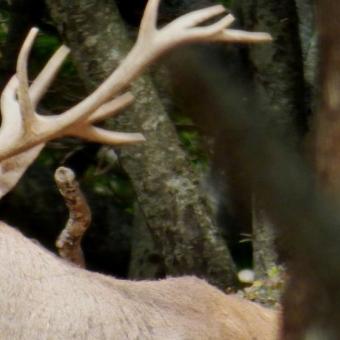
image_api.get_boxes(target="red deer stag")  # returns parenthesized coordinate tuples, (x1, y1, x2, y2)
(0, 0, 279, 338)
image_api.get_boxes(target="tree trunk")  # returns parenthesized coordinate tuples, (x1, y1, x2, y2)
(295, 0, 317, 90)
(240, 0, 306, 138)
(45, 0, 237, 288)
(252, 197, 277, 278)
(279, 1, 340, 338)
(238, 0, 306, 277)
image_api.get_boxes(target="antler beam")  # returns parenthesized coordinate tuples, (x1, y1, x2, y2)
(0, 0, 271, 197)
(0, 0, 271, 161)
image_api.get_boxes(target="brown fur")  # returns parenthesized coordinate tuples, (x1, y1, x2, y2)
(0, 221, 279, 339)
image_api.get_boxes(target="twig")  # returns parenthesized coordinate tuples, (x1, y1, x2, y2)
(54, 166, 91, 268)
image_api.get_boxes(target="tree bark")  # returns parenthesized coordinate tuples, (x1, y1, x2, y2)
(45, 0, 237, 288)
(295, 0, 317, 90)
(240, 0, 306, 139)
(252, 197, 277, 278)
(279, 1, 340, 338)
(237, 0, 306, 277)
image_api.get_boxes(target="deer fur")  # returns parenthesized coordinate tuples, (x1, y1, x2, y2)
(0, 221, 278, 339)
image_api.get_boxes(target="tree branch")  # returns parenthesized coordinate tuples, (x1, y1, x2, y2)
(54, 166, 91, 268)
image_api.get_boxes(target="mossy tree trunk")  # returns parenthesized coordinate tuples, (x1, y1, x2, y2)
(45, 0, 237, 288)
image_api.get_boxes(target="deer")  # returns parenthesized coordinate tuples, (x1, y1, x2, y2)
(0, 0, 279, 338)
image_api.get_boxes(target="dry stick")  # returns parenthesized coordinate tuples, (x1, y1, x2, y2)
(54, 166, 91, 268)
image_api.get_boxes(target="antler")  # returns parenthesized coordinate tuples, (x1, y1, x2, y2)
(0, 0, 271, 197)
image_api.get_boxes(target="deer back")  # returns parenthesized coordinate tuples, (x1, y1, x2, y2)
(0, 222, 278, 339)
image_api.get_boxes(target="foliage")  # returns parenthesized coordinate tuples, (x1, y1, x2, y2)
(219, 0, 233, 8)
(237, 265, 285, 308)
(0, 12, 8, 55)
(84, 164, 135, 208)
(178, 128, 209, 172)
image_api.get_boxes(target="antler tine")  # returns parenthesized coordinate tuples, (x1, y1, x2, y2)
(30, 44, 70, 107)
(16, 28, 38, 131)
(188, 13, 235, 36)
(86, 92, 134, 124)
(71, 126, 145, 145)
(166, 5, 228, 31)
(139, 0, 160, 39)
(213, 29, 273, 43)
(160, 8, 269, 48)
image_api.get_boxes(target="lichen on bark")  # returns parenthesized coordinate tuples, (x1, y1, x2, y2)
(46, 0, 237, 288)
